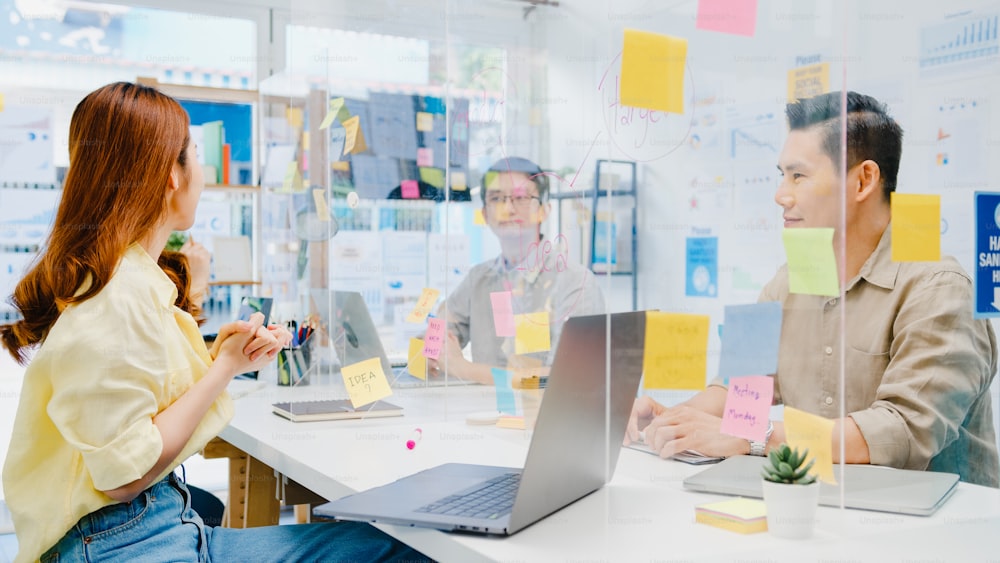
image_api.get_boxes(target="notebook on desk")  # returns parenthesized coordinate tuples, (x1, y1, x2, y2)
(314, 310, 648, 535)
(682, 455, 960, 516)
(272, 399, 403, 422)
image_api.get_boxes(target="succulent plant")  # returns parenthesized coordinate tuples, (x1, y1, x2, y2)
(761, 443, 817, 485)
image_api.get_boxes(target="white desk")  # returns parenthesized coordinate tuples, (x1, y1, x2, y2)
(220, 383, 1000, 562)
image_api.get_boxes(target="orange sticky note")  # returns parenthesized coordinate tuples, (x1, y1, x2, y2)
(416, 111, 433, 131)
(341, 357, 393, 408)
(514, 312, 550, 355)
(342, 115, 367, 155)
(312, 189, 330, 222)
(620, 29, 687, 114)
(473, 208, 486, 225)
(783, 406, 836, 484)
(642, 311, 709, 390)
(407, 337, 427, 380)
(891, 193, 940, 262)
(406, 288, 440, 323)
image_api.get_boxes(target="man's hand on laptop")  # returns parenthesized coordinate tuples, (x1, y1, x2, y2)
(626, 396, 748, 459)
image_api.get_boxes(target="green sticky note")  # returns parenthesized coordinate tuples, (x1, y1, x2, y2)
(891, 193, 941, 262)
(419, 167, 445, 189)
(782, 228, 838, 297)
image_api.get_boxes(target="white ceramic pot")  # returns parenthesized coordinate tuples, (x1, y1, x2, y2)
(761, 479, 821, 539)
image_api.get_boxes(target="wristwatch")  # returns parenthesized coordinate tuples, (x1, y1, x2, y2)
(748, 421, 774, 456)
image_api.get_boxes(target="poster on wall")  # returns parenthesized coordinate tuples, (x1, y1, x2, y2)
(974, 192, 1000, 318)
(0, 106, 56, 185)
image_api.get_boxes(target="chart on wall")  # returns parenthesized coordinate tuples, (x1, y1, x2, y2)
(920, 11, 1000, 78)
(0, 106, 56, 186)
(0, 187, 60, 247)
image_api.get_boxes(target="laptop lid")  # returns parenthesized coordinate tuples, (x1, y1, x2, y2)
(682, 455, 959, 516)
(310, 289, 394, 377)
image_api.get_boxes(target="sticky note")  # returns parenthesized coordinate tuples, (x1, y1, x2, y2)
(1, 93, 5, 112)
(490, 291, 516, 337)
(452, 171, 467, 191)
(406, 287, 440, 323)
(407, 337, 427, 380)
(620, 29, 687, 114)
(423, 318, 445, 360)
(416, 111, 433, 131)
(281, 161, 301, 192)
(642, 311, 710, 390)
(332, 160, 350, 172)
(319, 109, 339, 130)
(491, 368, 518, 415)
(342, 115, 367, 155)
(312, 189, 330, 222)
(696, 0, 758, 37)
(286, 107, 304, 129)
(787, 62, 830, 102)
(718, 302, 782, 382)
(784, 406, 836, 484)
(891, 193, 941, 262)
(341, 357, 393, 408)
(419, 167, 445, 189)
(514, 312, 550, 354)
(782, 228, 839, 297)
(322, 97, 351, 129)
(401, 179, 420, 199)
(719, 375, 775, 442)
(473, 208, 486, 225)
(417, 147, 433, 167)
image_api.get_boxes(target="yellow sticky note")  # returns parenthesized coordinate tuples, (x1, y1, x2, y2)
(312, 188, 330, 222)
(473, 208, 486, 225)
(342, 115, 367, 155)
(515, 312, 550, 355)
(891, 193, 941, 262)
(319, 110, 338, 130)
(782, 228, 839, 297)
(0, 93, 4, 112)
(642, 311, 710, 390)
(783, 406, 836, 484)
(407, 337, 427, 380)
(321, 97, 351, 129)
(301, 131, 310, 148)
(332, 160, 351, 172)
(452, 171, 467, 191)
(620, 29, 687, 114)
(405, 288, 440, 323)
(787, 62, 830, 102)
(281, 161, 300, 192)
(416, 111, 433, 132)
(286, 107, 304, 129)
(341, 357, 393, 408)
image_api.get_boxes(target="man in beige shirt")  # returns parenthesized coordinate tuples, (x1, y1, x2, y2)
(628, 91, 999, 487)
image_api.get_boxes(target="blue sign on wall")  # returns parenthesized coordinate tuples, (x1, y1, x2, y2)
(974, 192, 1000, 318)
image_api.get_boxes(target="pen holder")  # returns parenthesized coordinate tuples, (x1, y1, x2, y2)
(278, 333, 316, 386)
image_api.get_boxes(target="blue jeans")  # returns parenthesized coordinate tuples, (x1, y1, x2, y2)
(41, 472, 429, 563)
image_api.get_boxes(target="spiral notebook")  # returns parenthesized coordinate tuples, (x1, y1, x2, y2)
(271, 399, 404, 422)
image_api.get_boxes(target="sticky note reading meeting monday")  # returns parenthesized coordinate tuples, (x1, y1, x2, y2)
(891, 193, 941, 262)
(717, 302, 782, 382)
(341, 357, 393, 408)
(719, 375, 774, 442)
(407, 337, 427, 380)
(620, 29, 687, 114)
(782, 228, 839, 297)
(783, 406, 836, 485)
(423, 318, 445, 360)
(490, 291, 516, 337)
(695, 0, 758, 37)
(514, 312, 550, 355)
(642, 311, 710, 390)
(405, 287, 440, 323)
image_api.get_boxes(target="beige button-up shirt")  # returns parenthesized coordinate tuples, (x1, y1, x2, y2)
(741, 227, 999, 487)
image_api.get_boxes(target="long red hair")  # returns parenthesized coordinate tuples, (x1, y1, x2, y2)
(1, 82, 190, 364)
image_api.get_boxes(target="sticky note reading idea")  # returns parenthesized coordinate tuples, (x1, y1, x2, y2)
(891, 193, 941, 262)
(782, 228, 839, 297)
(695, 0, 758, 37)
(620, 29, 687, 114)
(719, 375, 774, 442)
(341, 357, 392, 408)
(642, 312, 710, 390)
(405, 288, 440, 323)
(514, 312, 550, 355)
(423, 318, 445, 360)
(784, 406, 836, 484)
(407, 337, 427, 380)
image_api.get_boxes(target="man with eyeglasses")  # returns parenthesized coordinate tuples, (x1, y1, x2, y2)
(427, 157, 605, 384)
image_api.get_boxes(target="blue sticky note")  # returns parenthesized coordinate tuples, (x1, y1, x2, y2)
(491, 368, 518, 415)
(717, 302, 782, 382)
(686, 236, 718, 297)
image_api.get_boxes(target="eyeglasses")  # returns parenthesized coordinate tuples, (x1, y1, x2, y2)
(485, 193, 541, 209)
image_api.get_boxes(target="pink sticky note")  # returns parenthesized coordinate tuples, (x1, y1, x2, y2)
(719, 375, 774, 442)
(401, 179, 420, 199)
(490, 291, 516, 337)
(423, 318, 445, 360)
(696, 0, 757, 37)
(417, 147, 433, 167)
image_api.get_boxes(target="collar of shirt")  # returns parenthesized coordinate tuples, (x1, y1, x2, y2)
(846, 224, 898, 292)
(123, 242, 180, 309)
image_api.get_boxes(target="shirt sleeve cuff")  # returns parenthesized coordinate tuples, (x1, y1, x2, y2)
(708, 377, 727, 388)
(849, 408, 911, 468)
(82, 417, 163, 492)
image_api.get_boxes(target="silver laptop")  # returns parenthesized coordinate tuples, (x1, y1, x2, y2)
(682, 454, 959, 516)
(314, 311, 647, 535)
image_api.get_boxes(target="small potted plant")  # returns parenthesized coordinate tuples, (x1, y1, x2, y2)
(760, 443, 821, 539)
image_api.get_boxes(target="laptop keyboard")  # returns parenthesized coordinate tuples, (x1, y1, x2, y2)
(416, 472, 521, 520)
